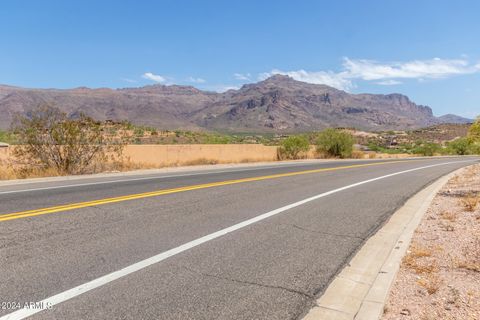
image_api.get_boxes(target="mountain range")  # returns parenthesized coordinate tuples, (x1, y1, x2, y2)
(0, 75, 472, 132)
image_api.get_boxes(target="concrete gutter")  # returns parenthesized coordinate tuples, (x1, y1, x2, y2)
(302, 167, 461, 320)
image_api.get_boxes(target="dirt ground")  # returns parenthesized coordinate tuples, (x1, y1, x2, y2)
(382, 164, 480, 320)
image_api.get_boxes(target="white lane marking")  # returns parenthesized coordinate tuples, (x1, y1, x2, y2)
(1, 159, 473, 320)
(0, 161, 334, 195)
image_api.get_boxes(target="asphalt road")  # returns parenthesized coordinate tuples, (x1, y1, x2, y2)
(0, 157, 478, 320)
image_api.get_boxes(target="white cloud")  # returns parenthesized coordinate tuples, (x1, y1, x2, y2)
(187, 76, 206, 83)
(234, 73, 251, 81)
(142, 72, 166, 83)
(376, 79, 402, 85)
(259, 69, 353, 91)
(258, 57, 480, 91)
(343, 57, 479, 80)
(204, 85, 240, 93)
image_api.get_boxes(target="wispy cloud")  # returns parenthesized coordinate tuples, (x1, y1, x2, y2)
(376, 79, 402, 86)
(258, 69, 353, 91)
(343, 57, 479, 80)
(204, 84, 240, 92)
(260, 57, 480, 91)
(234, 73, 251, 81)
(121, 78, 138, 83)
(187, 76, 206, 83)
(142, 72, 166, 83)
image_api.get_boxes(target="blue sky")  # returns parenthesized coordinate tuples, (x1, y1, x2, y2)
(1, 0, 479, 118)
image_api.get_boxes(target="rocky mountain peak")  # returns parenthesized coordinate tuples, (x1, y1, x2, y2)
(0, 78, 471, 132)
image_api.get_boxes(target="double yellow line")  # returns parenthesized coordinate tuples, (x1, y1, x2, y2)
(0, 160, 414, 222)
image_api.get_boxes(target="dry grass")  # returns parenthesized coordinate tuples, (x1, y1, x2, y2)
(409, 245, 433, 258)
(460, 193, 479, 212)
(0, 165, 62, 180)
(456, 261, 480, 273)
(0, 156, 229, 180)
(417, 273, 442, 295)
(455, 237, 480, 273)
(439, 210, 457, 222)
(182, 158, 219, 166)
(351, 150, 366, 159)
(402, 246, 439, 275)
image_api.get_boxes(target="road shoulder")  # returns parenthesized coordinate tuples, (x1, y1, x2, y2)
(382, 164, 479, 319)
(302, 166, 464, 320)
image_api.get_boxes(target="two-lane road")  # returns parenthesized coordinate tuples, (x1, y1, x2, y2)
(0, 157, 478, 320)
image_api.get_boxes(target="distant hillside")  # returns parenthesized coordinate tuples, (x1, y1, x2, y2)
(437, 114, 473, 124)
(0, 75, 472, 132)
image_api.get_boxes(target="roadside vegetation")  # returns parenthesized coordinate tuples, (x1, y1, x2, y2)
(277, 135, 310, 160)
(0, 107, 479, 180)
(315, 128, 354, 158)
(0, 130, 16, 144)
(10, 105, 129, 176)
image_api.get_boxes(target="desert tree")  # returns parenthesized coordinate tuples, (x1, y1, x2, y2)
(12, 105, 128, 175)
(277, 135, 310, 160)
(468, 116, 480, 141)
(315, 128, 354, 158)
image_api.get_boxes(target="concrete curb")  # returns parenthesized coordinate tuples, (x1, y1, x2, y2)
(302, 167, 462, 320)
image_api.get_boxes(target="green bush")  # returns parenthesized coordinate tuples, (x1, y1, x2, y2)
(315, 128, 354, 158)
(469, 142, 480, 155)
(0, 130, 16, 144)
(468, 116, 480, 141)
(448, 137, 471, 155)
(412, 141, 440, 156)
(278, 135, 310, 160)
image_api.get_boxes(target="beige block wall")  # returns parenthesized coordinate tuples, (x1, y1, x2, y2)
(123, 144, 279, 166)
(0, 147, 10, 162)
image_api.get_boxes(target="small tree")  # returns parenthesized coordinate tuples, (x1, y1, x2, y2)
(12, 105, 126, 175)
(468, 116, 480, 141)
(278, 135, 310, 160)
(448, 137, 471, 155)
(315, 128, 354, 158)
(412, 141, 440, 156)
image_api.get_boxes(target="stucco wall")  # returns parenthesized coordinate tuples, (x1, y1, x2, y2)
(123, 144, 279, 165)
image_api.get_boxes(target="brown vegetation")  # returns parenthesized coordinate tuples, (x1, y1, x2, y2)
(11, 105, 128, 175)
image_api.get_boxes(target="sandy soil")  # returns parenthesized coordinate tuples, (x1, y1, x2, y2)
(382, 164, 480, 320)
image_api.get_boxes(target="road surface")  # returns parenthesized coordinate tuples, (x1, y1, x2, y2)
(0, 157, 478, 320)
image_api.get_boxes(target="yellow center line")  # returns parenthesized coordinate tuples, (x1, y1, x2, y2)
(0, 159, 422, 222)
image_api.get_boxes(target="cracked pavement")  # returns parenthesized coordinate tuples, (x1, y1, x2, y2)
(0, 158, 477, 319)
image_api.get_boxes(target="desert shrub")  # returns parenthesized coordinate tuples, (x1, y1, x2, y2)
(133, 127, 145, 136)
(448, 137, 472, 155)
(0, 130, 16, 144)
(12, 105, 127, 175)
(315, 128, 354, 158)
(277, 135, 310, 160)
(412, 141, 440, 156)
(468, 116, 480, 141)
(469, 142, 480, 155)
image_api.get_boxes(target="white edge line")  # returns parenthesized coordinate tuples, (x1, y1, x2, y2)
(0, 160, 474, 320)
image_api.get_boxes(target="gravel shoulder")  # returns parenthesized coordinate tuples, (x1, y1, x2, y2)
(382, 164, 480, 320)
